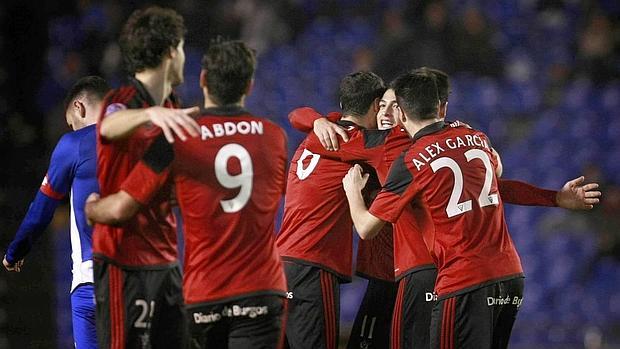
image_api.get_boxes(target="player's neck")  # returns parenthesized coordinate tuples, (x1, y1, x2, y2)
(406, 118, 441, 137)
(135, 69, 172, 106)
(203, 93, 245, 109)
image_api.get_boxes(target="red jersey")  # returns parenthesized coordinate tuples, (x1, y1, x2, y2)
(370, 121, 524, 298)
(276, 120, 388, 280)
(94, 77, 178, 267)
(122, 106, 288, 304)
(286, 108, 435, 281)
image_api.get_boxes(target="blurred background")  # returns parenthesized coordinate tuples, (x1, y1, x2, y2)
(0, 0, 619, 348)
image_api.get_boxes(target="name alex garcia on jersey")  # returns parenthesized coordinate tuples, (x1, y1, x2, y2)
(200, 120, 264, 140)
(412, 134, 490, 171)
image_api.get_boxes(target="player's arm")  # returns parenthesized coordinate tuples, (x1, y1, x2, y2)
(88, 133, 175, 225)
(4, 135, 76, 272)
(100, 106, 201, 143)
(288, 107, 348, 150)
(498, 177, 601, 210)
(491, 148, 503, 177)
(343, 164, 387, 240)
(84, 192, 140, 226)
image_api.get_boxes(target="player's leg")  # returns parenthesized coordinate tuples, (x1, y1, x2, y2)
(491, 278, 524, 349)
(71, 284, 97, 349)
(347, 278, 397, 349)
(227, 295, 286, 349)
(94, 259, 125, 349)
(186, 303, 228, 349)
(397, 268, 437, 349)
(149, 266, 187, 349)
(283, 261, 340, 349)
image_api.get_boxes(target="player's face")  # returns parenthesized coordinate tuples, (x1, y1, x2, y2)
(170, 39, 185, 86)
(376, 89, 399, 130)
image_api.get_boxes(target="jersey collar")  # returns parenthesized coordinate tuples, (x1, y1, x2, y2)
(202, 105, 250, 116)
(336, 119, 362, 129)
(129, 77, 157, 106)
(412, 120, 446, 141)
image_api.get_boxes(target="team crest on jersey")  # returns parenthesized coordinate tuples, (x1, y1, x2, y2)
(105, 103, 127, 116)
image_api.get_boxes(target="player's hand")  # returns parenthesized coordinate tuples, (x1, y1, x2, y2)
(85, 193, 101, 226)
(3, 255, 24, 272)
(313, 118, 349, 151)
(343, 164, 370, 194)
(556, 176, 602, 210)
(147, 106, 201, 143)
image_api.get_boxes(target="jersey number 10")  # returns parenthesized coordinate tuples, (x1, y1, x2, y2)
(430, 149, 499, 218)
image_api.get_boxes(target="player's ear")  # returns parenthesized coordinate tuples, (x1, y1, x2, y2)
(74, 100, 86, 119)
(372, 98, 380, 112)
(244, 78, 254, 97)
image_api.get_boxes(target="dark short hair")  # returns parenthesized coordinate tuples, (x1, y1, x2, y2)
(339, 71, 386, 117)
(201, 39, 257, 105)
(415, 67, 450, 103)
(391, 70, 439, 120)
(64, 76, 110, 112)
(120, 6, 186, 74)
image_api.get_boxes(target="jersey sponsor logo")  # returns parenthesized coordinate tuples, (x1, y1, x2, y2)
(104, 103, 127, 116)
(487, 295, 523, 308)
(201, 121, 263, 140)
(425, 292, 438, 302)
(193, 305, 270, 324)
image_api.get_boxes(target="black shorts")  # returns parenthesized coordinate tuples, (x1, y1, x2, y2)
(430, 277, 524, 349)
(346, 278, 398, 349)
(391, 268, 438, 349)
(283, 261, 340, 349)
(94, 259, 186, 349)
(187, 295, 286, 349)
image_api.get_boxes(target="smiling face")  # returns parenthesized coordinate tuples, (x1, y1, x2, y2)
(376, 88, 400, 130)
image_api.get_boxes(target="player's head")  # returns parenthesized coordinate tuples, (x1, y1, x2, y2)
(415, 67, 450, 118)
(64, 76, 110, 131)
(200, 38, 257, 106)
(390, 70, 441, 133)
(376, 88, 399, 130)
(120, 6, 186, 85)
(339, 71, 386, 128)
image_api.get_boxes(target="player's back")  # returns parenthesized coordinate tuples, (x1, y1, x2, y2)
(276, 121, 385, 280)
(173, 106, 288, 304)
(406, 123, 523, 297)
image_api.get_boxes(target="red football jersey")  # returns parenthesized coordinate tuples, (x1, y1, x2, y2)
(370, 121, 524, 298)
(122, 106, 288, 304)
(276, 120, 389, 280)
(287, 107, 435, 281)
(94, 78, 178, 267)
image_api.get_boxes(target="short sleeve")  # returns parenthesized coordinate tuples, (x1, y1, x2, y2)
(120, 134, 173, 205)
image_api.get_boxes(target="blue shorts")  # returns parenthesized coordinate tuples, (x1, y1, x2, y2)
(71, 284, 97, 349)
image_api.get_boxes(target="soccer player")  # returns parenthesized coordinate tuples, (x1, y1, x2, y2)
(88, 7, 198, 349)
(341, 70, 601, 348)
(291, 68, 601, 349)
(87, 39, 288, 349)
(276, 71, 388, 349)
(3, 76, 110, 349)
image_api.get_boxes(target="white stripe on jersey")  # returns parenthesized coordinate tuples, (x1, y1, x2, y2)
(69, 190, 93, 292)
